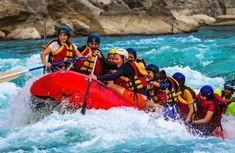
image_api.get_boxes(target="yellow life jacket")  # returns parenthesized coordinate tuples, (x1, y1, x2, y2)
(147, 81, 158, 102)
(161, 77, 181, 103)
(79, 46, 96, 73)
(119, 62, 148, 91)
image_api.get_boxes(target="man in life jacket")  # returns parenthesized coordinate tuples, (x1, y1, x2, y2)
(90, 48, 157, 111)
(41, 26, 83, 72)
(192, 85, 227, 137)
(172, 72, 195, 123)
(73, 33, 116, 76)
(215, 80, 235, 116)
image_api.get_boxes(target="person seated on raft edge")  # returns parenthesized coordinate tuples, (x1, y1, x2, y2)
(72, 33, 117, 76)
(41, 25, 83, 72)
(89, 48, 158, 111)
(171, 72, 195, 123)
(191, 85, 227, 137)
(126, 48, 147, 68)
(215, 80, 235, 116)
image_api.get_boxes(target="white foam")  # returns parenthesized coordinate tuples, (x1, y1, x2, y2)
(163, 65, 225, 91)
(2, 78, 38, 127)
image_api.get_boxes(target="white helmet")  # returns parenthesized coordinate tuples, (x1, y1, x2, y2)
(116, 48, 129, 59)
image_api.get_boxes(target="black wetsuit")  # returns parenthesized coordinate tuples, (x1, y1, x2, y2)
(97, 62, 147, 95)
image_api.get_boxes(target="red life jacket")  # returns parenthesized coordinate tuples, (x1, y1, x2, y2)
(73, 46, 102, 76)
(114, 77, 129, 89)
(194, 94, 227, 129)
(48, 39, 75, 68)
(114, 62, 147, 91)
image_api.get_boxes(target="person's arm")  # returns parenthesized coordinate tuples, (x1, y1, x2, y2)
(225, 97, 235, 104)
(75, 48, 83, 57)
(97, 64, 127, 81)
(186, 104, 194, 123)
(41, 47, 52, 67)
(192, 111, 214, 124)
(182, 89, 195, 123)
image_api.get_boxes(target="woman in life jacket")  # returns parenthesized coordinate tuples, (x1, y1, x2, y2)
(73, 33, 116, 76)
(126, 48, 137, 63)
(172, 72, 195, 123)
(215, 80, 235, 116)
(90, 48, 157, 111)
(126, 48, 147, 68)
(41, 26, 83, 72)
(146, 64, 162, 103)
(148, 71, 181, 119)
(192, 85, 227, 137)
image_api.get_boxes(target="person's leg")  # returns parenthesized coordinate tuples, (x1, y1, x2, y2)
(107, 82, 125, 96)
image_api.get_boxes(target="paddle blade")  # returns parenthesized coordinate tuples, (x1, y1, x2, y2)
(0, 69, 28, 83)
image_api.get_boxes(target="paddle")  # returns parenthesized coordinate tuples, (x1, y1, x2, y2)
(81, 55, 98, 115)
(42, 12, 47, 74)
(0, 56, 86, 83)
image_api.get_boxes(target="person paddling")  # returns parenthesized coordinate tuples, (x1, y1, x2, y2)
(73, 33, 116, 76)
(41, 25, 82, 72)
(90, 48, 157, 111)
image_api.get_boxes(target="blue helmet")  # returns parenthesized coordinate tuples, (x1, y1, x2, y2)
(200, 85, 214, 99)
(172, 72, 185, 86)
(57, 26, 70, 36)
(87, 33, 100, 44)
(224, 80, 235, 91)
(126, 48, 137, 59)
(146, 64, 159, 73)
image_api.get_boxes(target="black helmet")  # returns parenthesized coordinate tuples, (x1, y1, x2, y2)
(224, 80, 235, 91)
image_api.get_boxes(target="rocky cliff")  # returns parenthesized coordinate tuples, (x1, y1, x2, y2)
(0, 0, 232, 40)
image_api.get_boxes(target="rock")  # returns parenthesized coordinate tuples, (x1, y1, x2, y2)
(171, 10, 199, 30)
(0, 0, 232, 39)
(7, 27, 41, 40)
(225, 0, 235, 15)
(192, 14, 216, 25)
(213, 15, 235, 26)
(95, 14, 173, 35)
(0, 31, 5, 38)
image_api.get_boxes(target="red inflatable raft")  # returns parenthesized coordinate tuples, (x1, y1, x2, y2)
(30, 70, 136, 110)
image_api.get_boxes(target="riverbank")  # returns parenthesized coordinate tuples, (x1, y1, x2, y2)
(0, 0, 234, 40)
